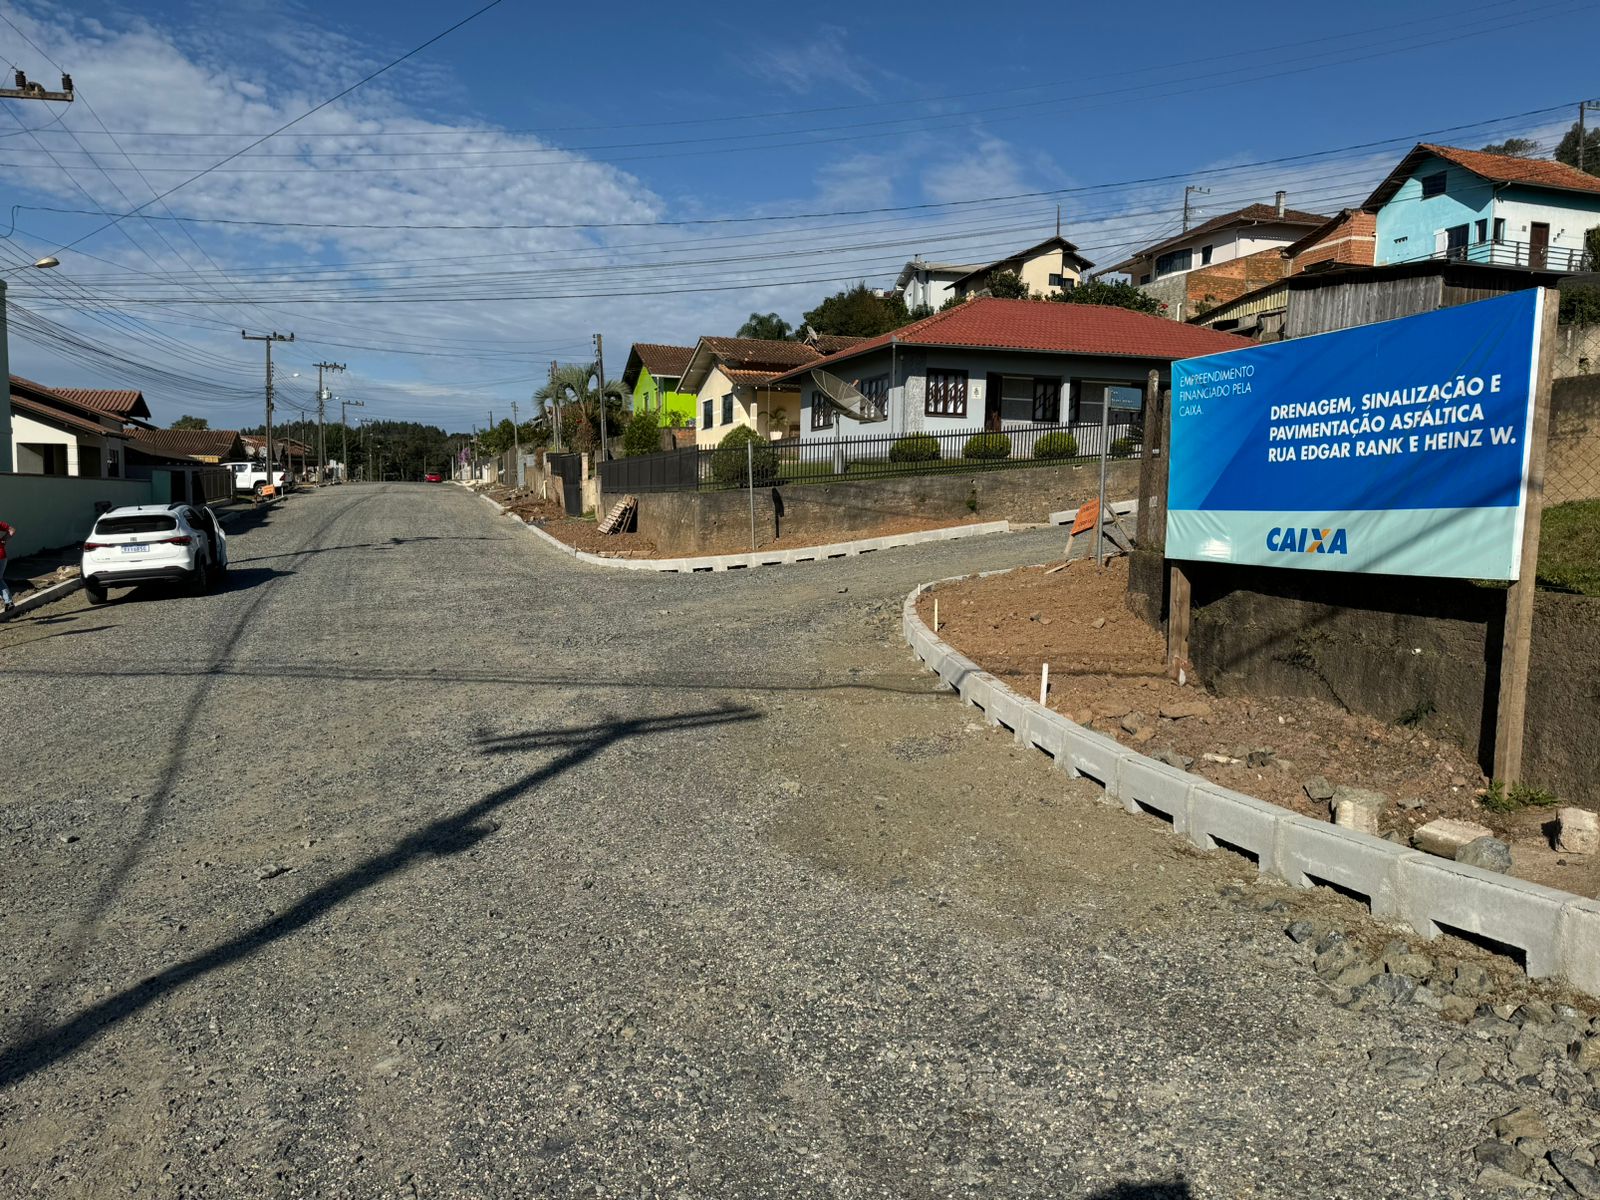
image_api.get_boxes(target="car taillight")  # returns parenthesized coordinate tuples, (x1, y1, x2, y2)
(82, 541, 104, 551)
(158, 535, 193, 546)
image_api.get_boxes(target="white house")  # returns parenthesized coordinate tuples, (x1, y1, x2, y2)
(8, 376, 131, 477)
(894, 257, 990, 312)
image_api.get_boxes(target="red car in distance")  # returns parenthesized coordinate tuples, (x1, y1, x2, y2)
(423, 472, 444, 483)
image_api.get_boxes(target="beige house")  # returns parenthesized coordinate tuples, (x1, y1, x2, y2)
(681, 335, 864, 448)
(8, 376, 131, 477)
(950, 235, 1095, 301)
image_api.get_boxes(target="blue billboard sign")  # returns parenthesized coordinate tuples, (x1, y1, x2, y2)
(1167, 289, 1544, 580)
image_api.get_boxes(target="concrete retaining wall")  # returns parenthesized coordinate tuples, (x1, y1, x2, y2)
(627, 459, 1141, 557)
(0, 472, 153, 557)
(903, 572, 1600, 999)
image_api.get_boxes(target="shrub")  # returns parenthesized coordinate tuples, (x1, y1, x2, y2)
(1034, 431, 1080, 460)
(710, 425, 779, 488)
(888, 434, 941, 463)
(962, 432, 1012, 460)
(622, 410, 661, 457)
(1109, 436, 1138, 458)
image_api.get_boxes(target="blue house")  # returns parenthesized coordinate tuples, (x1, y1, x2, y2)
(1366, 143, 1600, 272)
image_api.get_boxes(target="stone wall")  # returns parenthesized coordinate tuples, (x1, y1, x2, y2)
(627, 459, 1142, 557)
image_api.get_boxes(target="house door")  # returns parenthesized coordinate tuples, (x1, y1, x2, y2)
(1530, 222, 1550, 270)
(984, 373, 1003, 431)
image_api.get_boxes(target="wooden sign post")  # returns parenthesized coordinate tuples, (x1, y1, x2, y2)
(1492, 289, 1559, 785)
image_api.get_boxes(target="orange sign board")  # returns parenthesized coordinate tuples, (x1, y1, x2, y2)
(261, 485, 276, 498)
(1070, 499, 1100, 536)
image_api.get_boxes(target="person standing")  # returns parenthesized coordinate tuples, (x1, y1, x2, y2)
(0, 519, 14, 612)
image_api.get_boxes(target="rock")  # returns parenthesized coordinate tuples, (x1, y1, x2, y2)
(1454, 962, 1494, 996)
(1303, 776, 1336, 803)
(1353, 973, 1416, 1005)
(1245, 747, 1276, 768)
(1131, 726, 1156, 744)
(1572, 1035, 1600, 1072)
(1154, 748, 1193, 771)
(1550, 1149, 1600, 1198)
(1313, 939, 1366, 980)
(1411, 985, 1444, 1013)
(1119, 712, 1146, 735)
(1397, 795, 1426, 811)
(1474, 1139, 1533, 1177)
(1437, 1046, 1483, 1084)
(257, 863, 289, 881)
(1457, 836, 1513, 874)
(1202, 752, 1241, 765)
(1450, 774, 1470, 788)
(1440, 994, 1480, 1021)
(1492, 1106, 1549, 1142)
(1285, 920, 1318, 944)
(1092, 617, 1106, 629)
(1413, 817, 1495, 858)
(1558, 807, 1599, 855)
(1314, 929, 1348, 956)
(1514, 1000, 1556, 1027)
(1159, 701, 1212, 720)
(1368, 1047, 1436, 1088)
(1093, 701, 1132, 719)
(1333, 787, 1387, 835)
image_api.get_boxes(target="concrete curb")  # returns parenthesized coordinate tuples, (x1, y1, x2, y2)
(477, 492, 1011, 572)
(0, 575, 84, 622)
(902, 571, 1600, 999)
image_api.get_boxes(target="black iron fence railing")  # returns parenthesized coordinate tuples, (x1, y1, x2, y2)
(599, 418, 1143, 494)
(1431, 239, 1591, 272)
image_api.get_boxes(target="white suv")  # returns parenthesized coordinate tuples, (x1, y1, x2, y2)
(81, 504, 228, 604)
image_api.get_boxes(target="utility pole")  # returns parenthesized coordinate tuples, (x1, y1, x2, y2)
(339, 396, 364, 482)
(0, 69, 73, 102)
(1181, 185, 1211, 233)
(549, 360, 561, 452)
(511, 399, 522, 487)
(593, 333, 609, 462)
(1579, 100, 1600, 174)
(313, 361, 345, 485)
(242, 331, 292, 493)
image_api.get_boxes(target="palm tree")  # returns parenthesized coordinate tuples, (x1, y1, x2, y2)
(535, 364, 628, 456)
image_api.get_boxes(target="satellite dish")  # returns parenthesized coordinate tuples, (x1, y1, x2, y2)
(811, 369, 888, 423)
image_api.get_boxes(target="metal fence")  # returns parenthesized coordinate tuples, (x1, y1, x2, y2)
(599, 418, 1143, 495)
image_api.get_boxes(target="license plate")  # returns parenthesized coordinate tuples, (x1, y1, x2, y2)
(120, 543, 149, 554)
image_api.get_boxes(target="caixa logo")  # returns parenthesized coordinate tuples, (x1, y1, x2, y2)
(1266, 525, 1349, 555)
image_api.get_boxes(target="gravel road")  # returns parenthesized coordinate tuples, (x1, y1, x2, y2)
(0, 483, 1587, 1198)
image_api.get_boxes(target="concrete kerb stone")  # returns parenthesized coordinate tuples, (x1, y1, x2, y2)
(0, 575, 84, 622)
(901, 567, 1600, 1000)
(483, 492, 1010, 572)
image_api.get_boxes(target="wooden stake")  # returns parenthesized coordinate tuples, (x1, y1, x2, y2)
(1167, 563, 1192, 680)
(933, 598, 939, 634)
(1493, 288, 1559, 784)
(1039, 662, 1049, 705)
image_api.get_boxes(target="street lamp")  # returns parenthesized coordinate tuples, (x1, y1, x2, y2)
(1, 254, 65, 468)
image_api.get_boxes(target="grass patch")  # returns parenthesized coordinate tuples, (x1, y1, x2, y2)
(1482, 778, 1561, 813)
(1539, 500, 1600, 596)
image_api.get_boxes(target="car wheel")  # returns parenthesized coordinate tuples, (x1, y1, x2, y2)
(85, 582, 108, 606)
(189, 559, 210, 594)
(253, 482, 265, 497)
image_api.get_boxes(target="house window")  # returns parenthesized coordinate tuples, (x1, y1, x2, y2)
(1445, 224, 1469, 259)
(858, 375, 889, 419)
(1493, 217, 1506, 243)
(1201, 244, 1214, 265)
(721, 393, 734, 426)
(1155, 248, 1192, 277)
(1048, 273, 1064, 287)
(703, 398, 713, 428)
(1138, 274, 1151, 285)
(1421, 172, 1447, 198)
(1032, 378, 1062, 423)
(1475, 219, 1488, 244)
(811, 391, 833, 430)
(925, 368, 968, 417)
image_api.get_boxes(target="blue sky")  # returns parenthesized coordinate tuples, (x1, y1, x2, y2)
(1, 0, 1596, 431)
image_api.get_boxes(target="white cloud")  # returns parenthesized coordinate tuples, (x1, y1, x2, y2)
(741, 25, 883, 99)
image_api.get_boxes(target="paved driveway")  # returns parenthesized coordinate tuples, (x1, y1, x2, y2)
(0, 484, 1540, 1197)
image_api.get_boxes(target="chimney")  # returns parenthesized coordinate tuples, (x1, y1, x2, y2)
(1275, 190, 1286, 219)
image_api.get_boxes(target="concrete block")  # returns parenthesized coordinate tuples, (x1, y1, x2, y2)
(1275, 816, 1413, 920)
(1557, 808, 1599, 855)
(1186, 783, 1284, 874)
(936, 652, 976, 693)
(1017, 707, 1069, 758)
(1333, 788, 1385, 835)
(958, 671, 998, 716)
(1116, 755, 1193, 829)
(985, 687, 1026, 734)
(1555, 899, 1600, 995)
(1061, 724, 1125, 789)
(1395, 855, 1570, 978)
(1412, 817, 1494, 858)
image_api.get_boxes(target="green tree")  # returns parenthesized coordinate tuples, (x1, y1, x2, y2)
(802, 283, 912, 337)
(535, 364, 628, 455)
(1480, 136, 1540, 157)
(736, 311, 793, 340)
(979, 269, 1031, 299)
(1555, 120, 1600, 177)
(622, 410, 662, 456)
(1051, 279, 1164, 316)
(170, 414, 209, 430)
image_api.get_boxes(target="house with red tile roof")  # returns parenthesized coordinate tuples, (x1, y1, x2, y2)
(621, 343, 697, 425)
(50, 386, 154, 427)
(678, 334, 868, 447)
(766, 297, 1250, 444)
(1365, 143, 1600, 272)
(7, 376, 132, 477)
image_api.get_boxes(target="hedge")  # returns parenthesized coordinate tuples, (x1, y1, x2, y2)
(962, 432, 1012, 460)
(710, 425, 780, 487)
(1034, 431, 1080, 460)
(888, 434, 941, 463)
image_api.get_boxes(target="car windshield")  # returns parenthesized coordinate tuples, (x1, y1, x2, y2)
(95, 514, 178, 536)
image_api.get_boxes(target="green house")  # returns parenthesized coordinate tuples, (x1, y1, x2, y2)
(621, 343, 697, 427)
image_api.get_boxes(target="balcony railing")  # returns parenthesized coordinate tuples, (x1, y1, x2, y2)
(1431, 239, 1591, 272)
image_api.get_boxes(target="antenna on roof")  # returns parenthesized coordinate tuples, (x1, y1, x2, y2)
(1056, 205, 1061, 237)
